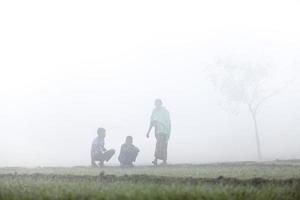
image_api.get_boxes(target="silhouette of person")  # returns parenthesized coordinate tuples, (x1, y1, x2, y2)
(146, 99, 171, 166)
(91, 128, 115, 167)
(118, 136, 139, 167)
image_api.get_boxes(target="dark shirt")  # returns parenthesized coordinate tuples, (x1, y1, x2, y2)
(118, 143, 139, 162)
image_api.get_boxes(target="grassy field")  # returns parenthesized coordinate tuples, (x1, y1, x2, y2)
(0, 160, 300, 200)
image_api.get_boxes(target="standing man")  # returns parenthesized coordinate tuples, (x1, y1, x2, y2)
(146, 99, 171, 166)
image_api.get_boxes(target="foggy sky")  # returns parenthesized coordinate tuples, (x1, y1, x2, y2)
(0, 0, 299, 166)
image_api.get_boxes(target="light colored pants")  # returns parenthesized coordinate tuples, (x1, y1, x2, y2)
(92, 149, 115, 162)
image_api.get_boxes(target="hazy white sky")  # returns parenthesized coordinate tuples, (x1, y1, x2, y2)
(0, 0, 299, 166)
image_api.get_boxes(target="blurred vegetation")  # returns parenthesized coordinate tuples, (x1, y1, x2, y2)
(0, 160, 300, 200)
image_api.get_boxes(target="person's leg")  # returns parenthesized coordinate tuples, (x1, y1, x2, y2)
(93, 151, 104, 167)
(91, 158, 98, 167)
(99, 160, 104, 167)
(162, 135, 168, 165)
(162, 143, 168, 165)
(131, 149, 139, 162)
(118, 153, 124, 166)
(91, 151, 98, 167)
(124, 149, 139, 166)
(152, 158, 158, 166)
(103, 149, 116, 162)
(98, 150, 115, 167)
(155, 134, 165, 160)
(154, 134, 168, 166)
(118, 151, 129, 167)
(121, 159, 133, 167)
(153, 134, 160, 166)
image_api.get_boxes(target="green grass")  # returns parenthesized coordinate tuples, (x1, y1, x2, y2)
(1, 160, 300, 200)
(1, 160, 300, 179)
(0, 176, 299, 200)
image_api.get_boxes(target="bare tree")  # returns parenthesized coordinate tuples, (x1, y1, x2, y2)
(206, 59, 289, 160)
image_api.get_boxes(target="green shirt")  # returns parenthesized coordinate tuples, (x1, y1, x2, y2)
(151, 107, 171, 139)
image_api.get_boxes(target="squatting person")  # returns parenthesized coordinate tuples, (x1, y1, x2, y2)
(146, 99, 171, 166)
(91, 127, 115, 167)
(118, 136, 140, 167)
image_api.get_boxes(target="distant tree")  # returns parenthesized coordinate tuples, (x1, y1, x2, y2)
(206, 59, 289, 160)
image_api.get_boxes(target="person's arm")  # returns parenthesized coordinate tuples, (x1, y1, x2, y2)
(99, 139, 106, 152)
(146, 120, 155, 138)
(133, 145, 140, 152)
(102, 142, 107, 152)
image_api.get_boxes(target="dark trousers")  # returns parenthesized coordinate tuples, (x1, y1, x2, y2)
(119, 150, 139, 165)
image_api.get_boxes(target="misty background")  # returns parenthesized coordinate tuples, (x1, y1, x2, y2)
(0, 0, 299, 166)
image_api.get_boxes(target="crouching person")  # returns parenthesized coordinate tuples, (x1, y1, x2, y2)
(91, 127, 115, 167)
(118, 136, 139, 167)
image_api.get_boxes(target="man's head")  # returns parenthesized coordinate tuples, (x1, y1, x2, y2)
(125, 136, 133, 145)
(154, 99, 163, 108)
(97, 127, 106, 138)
